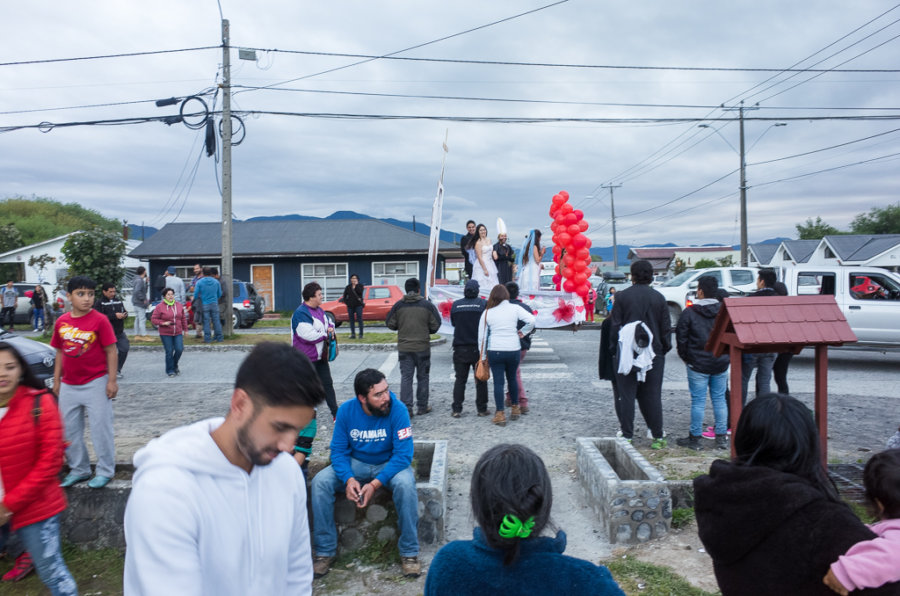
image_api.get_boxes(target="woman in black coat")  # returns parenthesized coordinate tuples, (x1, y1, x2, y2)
(340, 274, 365, 339)
(694, 393, 900, 595)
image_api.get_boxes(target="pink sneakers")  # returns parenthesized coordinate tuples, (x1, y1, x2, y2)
(2, 552, 34, 582)
(702, 426, 732, 439)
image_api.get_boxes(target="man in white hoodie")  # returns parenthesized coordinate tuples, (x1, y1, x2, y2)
(123, 342, 325, 595)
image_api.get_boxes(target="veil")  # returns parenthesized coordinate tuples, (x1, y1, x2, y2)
(516, 229, 536, 271)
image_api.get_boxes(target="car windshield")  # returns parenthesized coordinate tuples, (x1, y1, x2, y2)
(662, 270, 698, 287)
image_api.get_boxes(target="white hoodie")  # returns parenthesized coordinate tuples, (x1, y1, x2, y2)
(124, 418, 312, 596)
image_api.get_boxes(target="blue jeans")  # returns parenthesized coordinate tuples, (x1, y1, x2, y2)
(346, 305, 364, 337)
(0, 517, 77, 596)
(33, 307, 45, 330)
(160, 334, 184, 375)
(686, 367, 728, 437)
(741, 352, 775, 404)
(487, 349, 520, 411)
(311, 459, 419, 558)
(201, 302, 223, 341)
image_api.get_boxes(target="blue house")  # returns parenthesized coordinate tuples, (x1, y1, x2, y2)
(128, 219, 459, 311)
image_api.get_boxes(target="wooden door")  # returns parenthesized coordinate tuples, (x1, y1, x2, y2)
(251, 264, 274, 312)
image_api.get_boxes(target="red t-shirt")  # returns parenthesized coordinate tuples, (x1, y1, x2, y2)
(51, 309, 117, 385)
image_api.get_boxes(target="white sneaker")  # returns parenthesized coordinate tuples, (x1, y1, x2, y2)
(646, 428, 666, 439)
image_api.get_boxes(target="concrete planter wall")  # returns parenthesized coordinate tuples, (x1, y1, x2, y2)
(576, 437, 672, 544)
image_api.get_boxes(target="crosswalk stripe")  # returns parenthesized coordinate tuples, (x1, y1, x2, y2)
(379, 352, 398, 377)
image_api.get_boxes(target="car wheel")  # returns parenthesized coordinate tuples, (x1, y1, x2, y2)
(325, 312, 337, 328)
(668, 304, 681, 328)
(233, 309, 243, 329)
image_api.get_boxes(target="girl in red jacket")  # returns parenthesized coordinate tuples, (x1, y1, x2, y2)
(151, 287, 189, 377)
(0, 341, 77, 595)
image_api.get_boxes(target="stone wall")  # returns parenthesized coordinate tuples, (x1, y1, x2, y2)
(576, 437, 672, 544)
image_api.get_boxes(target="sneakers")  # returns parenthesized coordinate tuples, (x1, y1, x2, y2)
(88, 475, 112, 489)
(450, 411, 461, 418)
(400, 556, 421, 577)
(312, 555, 334, 578)
(116, 371, 124, 379)
(715, 434, 730, 450)
(60, 473, 90, 488)
(650, 437, 668, 450)
(703, 426, 731, 439)
(1, 552, 34, 582)
(509, 405, 521, 421)
(491, 410, 507, 427)
(676, 435, 703, 451)
(416, 405, 432, 416)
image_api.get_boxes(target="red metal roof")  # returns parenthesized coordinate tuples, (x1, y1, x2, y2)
(707, 295, 857, 354)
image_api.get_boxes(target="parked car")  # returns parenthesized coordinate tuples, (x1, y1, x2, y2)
(595, 271, 632, 315)
(321, 284, 405, 326)
(655, 267, 759, 326)
(0, 326, 56, 389)
(778, 265, 900, 347)
(154, 279, 263, 329)
(2, 282, 59, 328)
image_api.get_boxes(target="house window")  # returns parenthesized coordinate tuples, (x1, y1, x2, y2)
(301, 263, 347, 301)
(824, 247, 836, 259)
(372, 261, 419, 287)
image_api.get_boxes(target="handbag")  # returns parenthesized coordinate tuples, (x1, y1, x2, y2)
(475, 311, 490, 382)
(327, 332, 339, 362)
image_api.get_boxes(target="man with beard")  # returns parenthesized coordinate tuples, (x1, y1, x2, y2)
(310, 368, 420, 579)
(460, 220, 477, 280)
(123, 343, 325, 595)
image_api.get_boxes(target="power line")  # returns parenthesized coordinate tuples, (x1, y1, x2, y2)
(236, 0, 572, 95)
(748, 126, 900, 166)
(751, 150, 900, 188)
(0, 46, 218, 67)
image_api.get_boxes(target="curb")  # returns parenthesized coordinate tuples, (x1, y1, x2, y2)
(128, 337, 447, 353)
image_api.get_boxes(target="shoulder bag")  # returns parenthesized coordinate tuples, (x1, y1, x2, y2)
(475, 311, 490, 382)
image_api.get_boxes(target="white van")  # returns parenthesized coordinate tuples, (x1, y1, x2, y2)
(779, 266, 900, 347)
(655, 267, 759, 326)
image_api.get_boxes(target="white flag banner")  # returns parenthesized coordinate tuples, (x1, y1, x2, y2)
(425, 132, 449, 298)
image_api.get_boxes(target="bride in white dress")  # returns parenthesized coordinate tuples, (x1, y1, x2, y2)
(468, 223, 499, 292)
(516, 229, 546, 293)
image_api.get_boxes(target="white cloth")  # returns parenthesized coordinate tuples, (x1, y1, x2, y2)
(124, 418, 312, 596)
(471, 244, 499, 291)
(518, 258, 541, 293)
(478, 300, 536, 352)
(617, 321, 656, 381)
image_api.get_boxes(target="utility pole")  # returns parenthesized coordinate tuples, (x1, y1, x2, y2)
(221, 19, 234, 336)
(601, 184, 622, 269)
(738, 103, 748, 267)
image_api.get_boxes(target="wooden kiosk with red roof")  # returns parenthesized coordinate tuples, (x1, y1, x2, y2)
(705, 295, 857, 462)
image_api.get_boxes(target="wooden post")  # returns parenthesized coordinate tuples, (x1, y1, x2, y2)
(729, 344, 743, 459)
(815, 344, 829, 467)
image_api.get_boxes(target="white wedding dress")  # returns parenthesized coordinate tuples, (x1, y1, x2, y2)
(471, 244, 499, 292)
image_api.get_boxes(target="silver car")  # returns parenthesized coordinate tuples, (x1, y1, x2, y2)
(0, 326, 56, 389)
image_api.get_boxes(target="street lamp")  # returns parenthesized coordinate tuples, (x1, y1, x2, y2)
(698, 120, 786, 266)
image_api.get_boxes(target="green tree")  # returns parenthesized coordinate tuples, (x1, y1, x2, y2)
(0, 223, 24, 281)
(0, 196, 120, 245)
(849, 204, 900, 235)
(796, 216, 842, 240)
(717, 254, 735, 267)
(28, 253, 57, 285)
(693, 258, 718, 269)
(673, 258, 687, 275)
(61, 227, 126, 288)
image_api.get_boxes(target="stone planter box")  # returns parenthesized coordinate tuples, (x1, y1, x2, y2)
(318, 439, 448, 555)
(576, 437, 671, 544)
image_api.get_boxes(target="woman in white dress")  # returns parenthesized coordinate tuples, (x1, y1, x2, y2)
(469, 223, 499, 292)
(516, 229, 546, 293)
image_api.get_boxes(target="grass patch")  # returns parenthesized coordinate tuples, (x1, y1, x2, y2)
(252, 318, 290, 328)
(671, 507, 695, 529)
(0, 543, 124, 595)
(606, 557, 718, 596)
(846, 500, 877, 524)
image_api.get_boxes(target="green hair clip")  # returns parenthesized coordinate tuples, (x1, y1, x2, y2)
(498, 514, 535, 539)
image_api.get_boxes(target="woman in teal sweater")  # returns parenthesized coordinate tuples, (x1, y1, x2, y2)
(425, 444, 624, 596)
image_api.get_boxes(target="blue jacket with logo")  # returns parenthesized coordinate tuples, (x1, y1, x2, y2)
(330, 392, 413, 486)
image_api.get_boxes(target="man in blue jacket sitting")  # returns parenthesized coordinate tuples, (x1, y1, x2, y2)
(310, 368, 419, 579)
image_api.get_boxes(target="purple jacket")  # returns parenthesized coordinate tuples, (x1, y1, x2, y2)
(291, 303, 328, 362)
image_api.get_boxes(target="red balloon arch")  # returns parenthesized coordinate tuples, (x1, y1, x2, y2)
(548, 190, 592, 299)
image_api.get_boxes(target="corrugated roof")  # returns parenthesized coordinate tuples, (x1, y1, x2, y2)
(782, 239, 819, 263)
(129, 219, 459, 258)
(707, 296, 856, 353)
(823, 234, 900, 262)
(630, 248, 675, 259)
(750, 243, 778, 265)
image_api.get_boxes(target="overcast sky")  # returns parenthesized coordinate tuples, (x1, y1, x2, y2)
(2, 1, 898, 248)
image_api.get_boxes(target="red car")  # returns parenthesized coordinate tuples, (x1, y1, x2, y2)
(321, 285, 405, 326)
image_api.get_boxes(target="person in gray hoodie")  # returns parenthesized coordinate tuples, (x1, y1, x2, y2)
(385, 278, 441, 416)
(675, 275, 729, 451)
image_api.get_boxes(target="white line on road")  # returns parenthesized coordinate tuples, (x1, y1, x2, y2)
(379, 352, 398, 377)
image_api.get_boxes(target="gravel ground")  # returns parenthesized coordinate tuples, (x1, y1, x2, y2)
(105, 331, 900, 595)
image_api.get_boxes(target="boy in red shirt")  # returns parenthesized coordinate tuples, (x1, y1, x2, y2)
(52, 276, 119, 489)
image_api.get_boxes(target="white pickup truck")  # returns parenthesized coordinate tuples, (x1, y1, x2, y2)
(779, 265, 900, 347)
(654, 266, 760, 326)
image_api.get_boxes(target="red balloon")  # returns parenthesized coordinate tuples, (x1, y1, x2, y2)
(555, 213, 567, 225)
(552, 274, 561, 285)
(563, 213, 576, 225)
(567, 224, 581, 236)
(558, 232, 572, 246)
(575, 247, 590, 260)
(552, 193, 565, 205)
(584, 237, 592, 248)
(552, 244, 562, 254)
(576, 285, 589, 298)
(559, 190, 569, 200)
(574, 272, 587, 284)
(550, 221, 558, 232)
(578, 220, 589, 232)
(562, 279, 576, 292)
(573, 209, 584, 221)
(563, 253, 575, 265)
(561, 203, 573, 215)
(571, 234, 587, 248)
(553, 254, 560, 264)
(572, 260, 587, 272)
